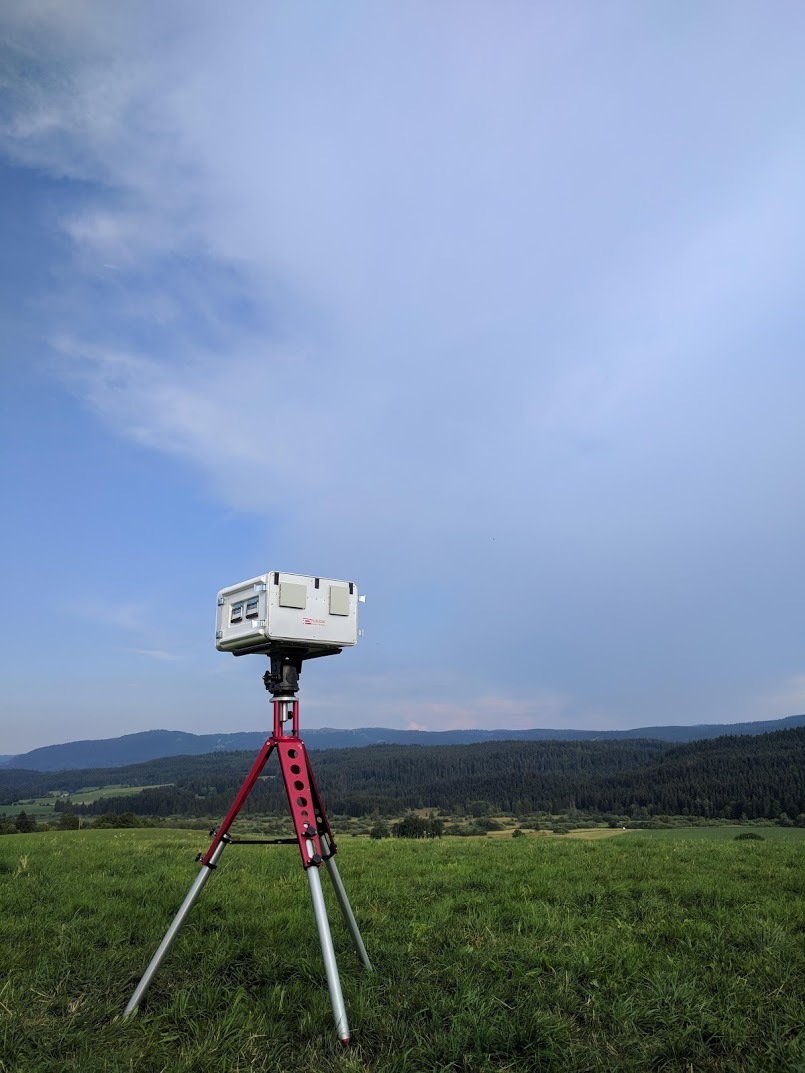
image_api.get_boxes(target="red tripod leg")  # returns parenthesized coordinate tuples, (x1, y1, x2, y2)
(201, 738, 275, 866)
(303, 749, 337, 852)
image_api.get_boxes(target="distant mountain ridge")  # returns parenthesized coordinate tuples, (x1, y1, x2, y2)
(2, 728, 803, 824)
(4, 714, 805, 772)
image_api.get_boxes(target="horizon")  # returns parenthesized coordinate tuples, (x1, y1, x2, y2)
(3, 5, 805, 754)
(6, 710, 805, 761)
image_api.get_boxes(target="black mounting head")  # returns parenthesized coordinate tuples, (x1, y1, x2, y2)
(255, 641, 343, 697)
(263, 651, 304, 698)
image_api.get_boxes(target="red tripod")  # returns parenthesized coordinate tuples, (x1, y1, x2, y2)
(122, 668, 372, 1043)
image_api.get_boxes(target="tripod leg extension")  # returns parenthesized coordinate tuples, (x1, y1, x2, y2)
(306, 843, 350, 1044)
(123, 839, 227, 1017)
(274, 738, 360, 1042)
(324, 856, 372, 972)
(295, 745, 371, 970)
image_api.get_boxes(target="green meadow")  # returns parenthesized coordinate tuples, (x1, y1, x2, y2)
(5, 785, 167, 819)
(622, 825, 805, 842)
(1, 829, 803, 1073)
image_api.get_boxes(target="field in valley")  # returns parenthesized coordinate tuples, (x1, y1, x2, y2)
(1, 829, 803, 1073)
(622, 826, 805, 842)
(4, 785, 168, 820)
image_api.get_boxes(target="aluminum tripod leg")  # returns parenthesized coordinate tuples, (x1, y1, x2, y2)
(123, 840, 227, 1017)
(122, 738, 274, 1018)
(306, 841, 350, 1043)
(324, 855, 372, 972)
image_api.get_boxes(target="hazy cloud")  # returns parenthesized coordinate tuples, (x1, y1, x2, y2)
(3, 2, 805, 742)
(125, 649, 180, 663)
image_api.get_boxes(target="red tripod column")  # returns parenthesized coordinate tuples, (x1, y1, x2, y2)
(275, 738, 325, 866)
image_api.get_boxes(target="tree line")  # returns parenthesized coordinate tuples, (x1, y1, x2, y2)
(3, 726, 801, 823)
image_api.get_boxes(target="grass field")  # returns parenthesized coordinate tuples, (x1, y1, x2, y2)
(4, 784, 168, 819)
(1, 829, 804, 1072)
(623, 826, 805, 842)
(484, 824, 805, 843)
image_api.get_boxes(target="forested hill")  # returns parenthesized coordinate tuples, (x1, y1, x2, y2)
(5, 714, 805, 771)
(3, 726, 804, 822)
(583, 725, 805, 819)
(0, 739, 668, 805)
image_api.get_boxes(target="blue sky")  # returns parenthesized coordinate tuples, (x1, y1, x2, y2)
(2, 3, 805, 754)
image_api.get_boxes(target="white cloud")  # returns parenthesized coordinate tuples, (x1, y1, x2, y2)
(125, 648, 180, 662)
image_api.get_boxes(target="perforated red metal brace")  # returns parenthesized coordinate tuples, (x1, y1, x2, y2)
(201, 699, 336, 869)
(276, 739, 325, 866)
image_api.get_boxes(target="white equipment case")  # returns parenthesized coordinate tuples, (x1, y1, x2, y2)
(216, 571, 359, 654)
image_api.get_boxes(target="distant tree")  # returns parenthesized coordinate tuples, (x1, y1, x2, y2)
(369, 821, 389, 840)
(393, 814, 428, 838)
(15, 811, 37, 834)
(392, 814, 443, 839)
(472, 818, 504, 832)
(58, 813, 80, 831)
(92, 812, 140, 829)
(512, 828, 526, 839)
